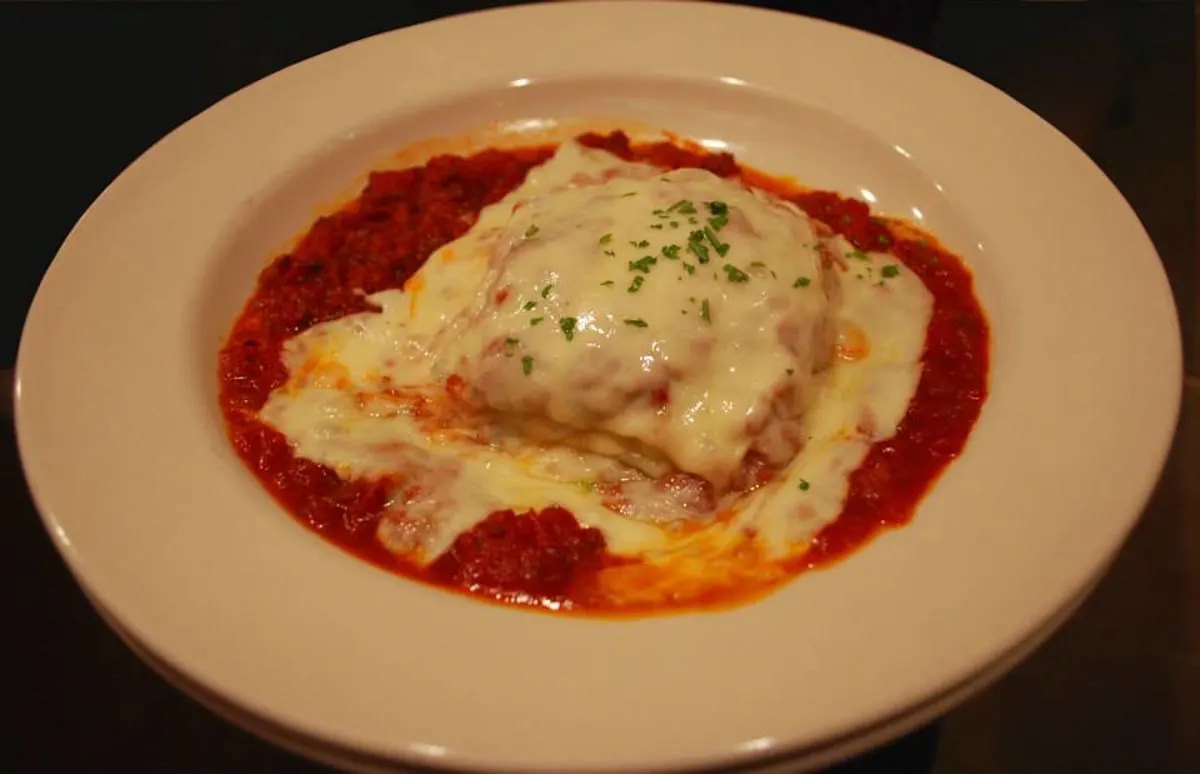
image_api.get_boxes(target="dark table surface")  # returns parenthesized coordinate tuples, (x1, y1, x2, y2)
(1, 1, 1195, 772)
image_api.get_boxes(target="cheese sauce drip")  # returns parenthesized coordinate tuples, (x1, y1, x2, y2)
(258, 142, 933, 567)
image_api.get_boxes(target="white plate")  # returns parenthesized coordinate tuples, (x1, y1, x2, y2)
(15, 2, 1182, 772)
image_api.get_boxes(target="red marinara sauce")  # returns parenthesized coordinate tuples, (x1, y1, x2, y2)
(218, 131, 990, 614)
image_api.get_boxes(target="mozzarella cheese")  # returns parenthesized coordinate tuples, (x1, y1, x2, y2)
(258, 141, 933, 594)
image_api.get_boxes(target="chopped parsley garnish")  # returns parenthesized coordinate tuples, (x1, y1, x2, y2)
(522, 355, 534, 375)
(686, 231, 711, 263)
(670, 220, 680, 228)
(794, 276, 811, 288)
(704, 226, 730, 256)
(541, 284, 553, 298)
(878, 233, 891, 246)
(600, 280, 615, 287)
(749, 261, 766, 269)
(847, 249, 870, 261)
(670, 199, 697, 215)
(559, 317, 577, 341)
(629, 239, 650, 249)
(530, 316, 544, 325)
(700, 298, 711, 323)
(661, 244, 682, 260)
(620, 191, 637, 198)
(524, 224, 539, 238)
(798, 478, 811, 491)
(628, 275, 645, 293)
(629, 255, 657, 273)
(650, 223, 664, 230)
(785, 368, 795, 376)
(722, 263, 750, 283)
(604, 249, 616, 257)
(599, 233, 613, 244)
(706, 200, 729, 230)
(881, 264, 900, 278)
(503, 337, 520, 355)
(523, 301, 537, 311)
(681, 262, 696, 275)
(623, 318, 648, 328)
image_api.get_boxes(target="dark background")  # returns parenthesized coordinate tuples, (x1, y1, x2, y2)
(1, 1, 1195, 773)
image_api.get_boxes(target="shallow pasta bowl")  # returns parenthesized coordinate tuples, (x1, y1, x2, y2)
(14, 1, 1181, 772)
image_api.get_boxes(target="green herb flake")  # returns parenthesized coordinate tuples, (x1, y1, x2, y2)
(723, 263, 750, 283)
(706, 200, 729, 230)
(541, 284, 553, 298)
(669, 199, 697, 215)
(794, 276, 811, 288)
(881, 264, 900, 278)
(878, 233, 891, 246)
(530, 316, 545, 326)
(623, 318, 648, 328)
(522, 355, 534, 375)
(670, 221, 680, 228)
(700, 298, 712, 323)
(600, 280, 615, 287)
(650, 223, 664, 230)
(847, 249, 870, 261)
(599, 233, 613, 245)
(559, 317, 577, 342)
(681, 262, 696, 275)
(661, 244, 682, 260)
(629, 239, 650, 249)
(628, 255, 657, 273)
(524, 224, 539, 238)
(522, 301, 537, 311)
(620, 191, 637, 198)
(798, 478, 811, 491)
(628, 275, 645, 293)
(687, 231, 711, 264)
(785, 368, 795, 376)
(704, 226, 730, 257)
(604, 249, 616, 257)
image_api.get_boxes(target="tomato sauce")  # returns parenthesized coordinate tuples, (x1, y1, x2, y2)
(218, 131, 989, 614)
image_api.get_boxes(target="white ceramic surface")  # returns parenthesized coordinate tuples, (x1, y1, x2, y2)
(15, 2, 1181, 772)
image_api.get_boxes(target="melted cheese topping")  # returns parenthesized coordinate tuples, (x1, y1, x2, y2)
(430, 153, 834, 488)
(258, 142, 933, 588)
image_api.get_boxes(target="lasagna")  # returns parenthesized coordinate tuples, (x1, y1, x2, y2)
(219, 130, 989, 614)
